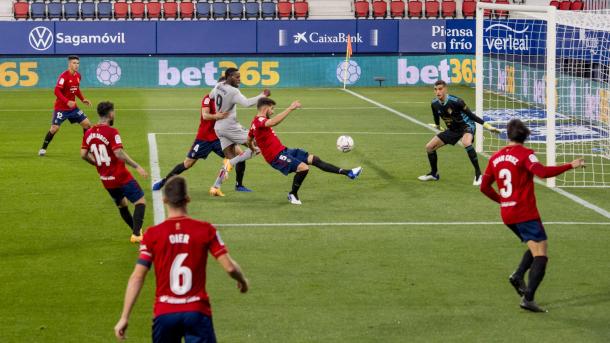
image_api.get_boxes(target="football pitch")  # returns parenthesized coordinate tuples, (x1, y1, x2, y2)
(1, 86, 609, 342)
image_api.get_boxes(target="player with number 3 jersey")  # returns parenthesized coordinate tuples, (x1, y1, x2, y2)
(480, 118, 584, 313)
(81, 101, 149, 243)
(114, 176, 249, 342)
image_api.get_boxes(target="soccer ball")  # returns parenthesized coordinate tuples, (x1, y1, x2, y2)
(336, 135, 354, 153)
(96, 60, 122, 86)
(336, 60, 361, 85)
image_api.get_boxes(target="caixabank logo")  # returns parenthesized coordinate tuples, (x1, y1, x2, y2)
(29, 26, 54, 51)
(278, 30, 379, 47)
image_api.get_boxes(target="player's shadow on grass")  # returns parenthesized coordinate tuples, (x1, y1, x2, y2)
(547, 292, 610, 309)
(356, 152, 396, 181)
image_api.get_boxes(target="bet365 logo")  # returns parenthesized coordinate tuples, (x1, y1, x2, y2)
(0, 62, 39, 87)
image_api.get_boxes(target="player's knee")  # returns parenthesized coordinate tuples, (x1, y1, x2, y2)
(425, 144, 435, 153)
(50, 125, 60, 134)
(307, 154, 315, 165)
(297, 163, 309, 172)
(135, 197, 146, 205)
(184, 159, 195, 168)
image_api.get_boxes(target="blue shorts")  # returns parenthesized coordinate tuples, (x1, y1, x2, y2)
(52, 107, 87, 126)
(270, 148, 309, 175)
(507, 219, 548, 242)
(187, 139, 224, 160)
(106, 179, 144, 206)
(153, 312, 216, 343)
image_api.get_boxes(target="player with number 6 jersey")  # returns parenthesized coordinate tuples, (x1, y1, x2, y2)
(114, 176, 249, 342)
(81, 101, 149, 243)
(480, 118, 585, 313)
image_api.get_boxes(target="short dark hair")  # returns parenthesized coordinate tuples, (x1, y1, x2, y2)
(224, 68, 239, 79)
(434, 80, 447, 87)
(164, 176, 189, 208)
(68, 55, 79, 61)
(257, 97, 276, 110)
(97, 101, 114, 117)
(506, 118, 530, 143)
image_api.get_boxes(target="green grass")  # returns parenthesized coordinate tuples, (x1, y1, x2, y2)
(0, 86, 609, 342)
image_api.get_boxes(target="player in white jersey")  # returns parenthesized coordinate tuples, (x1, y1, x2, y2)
(208, 67, 270, 196)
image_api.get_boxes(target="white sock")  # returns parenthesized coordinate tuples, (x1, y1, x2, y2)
(229, 149, 254, 166)
(213, 168, 227, 189)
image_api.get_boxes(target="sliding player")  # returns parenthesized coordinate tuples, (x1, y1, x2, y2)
(39, 55, 92, 156)
(208, 68, 270, 196)
(248, 98, 362, 205)
(152, 86, 230, 193)
(81, 102, 148, 243)
(480, 118, 584, 312)
(114, 176, 249, 342)
(418, 80, 500, 186)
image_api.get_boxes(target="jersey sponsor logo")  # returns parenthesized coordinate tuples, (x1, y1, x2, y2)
(159, 295, 201, 304)
(528, 154, 539, 163)
(28, 26, 54, 51)
(115, 134, 122, 145)
(58, 78, 65, 86)
(203, 97, 210, 105)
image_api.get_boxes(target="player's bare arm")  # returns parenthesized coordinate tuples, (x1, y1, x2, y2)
(114, 264, 149, 340)
(202, 107, 229, 121)
(265, 101, 302, 127)
(217, 254, 249, 293)
(114, 148, 149, 178)
(79, 148, 96, 166)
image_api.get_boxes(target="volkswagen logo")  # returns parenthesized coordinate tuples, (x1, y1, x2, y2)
(29, 26, 53, 51)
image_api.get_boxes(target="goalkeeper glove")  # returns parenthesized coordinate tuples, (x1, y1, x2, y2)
(428, 123, 442, 131)
(483, 122, 501, 134)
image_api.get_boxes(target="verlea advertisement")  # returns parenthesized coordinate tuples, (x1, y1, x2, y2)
(0, 55, 478, 89)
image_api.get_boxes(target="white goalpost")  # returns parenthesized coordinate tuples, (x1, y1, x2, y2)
(475, 3, 610, 188)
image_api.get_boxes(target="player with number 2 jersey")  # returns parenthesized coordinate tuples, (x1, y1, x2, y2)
(480, 118, 584, 313)
(81, 101, 149, 243)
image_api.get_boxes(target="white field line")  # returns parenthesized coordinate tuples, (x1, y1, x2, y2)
(343, 89, 610, 220)
(215, 221, 610, 228)
(147, 133, 166, 224)
(0, 106, 377, 112)
(153, 131, 430, 136)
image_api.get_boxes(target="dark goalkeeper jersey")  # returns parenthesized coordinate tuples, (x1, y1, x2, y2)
(431, 95, 484, 133)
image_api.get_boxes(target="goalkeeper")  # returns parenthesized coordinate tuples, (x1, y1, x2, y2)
(418, 80, 500, 186)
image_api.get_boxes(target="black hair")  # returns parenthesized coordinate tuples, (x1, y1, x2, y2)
(218, 76, 227, 83)
(97, 101, 114, 117)
(434, 80, 447, 87)
(164, 176, 189, 208)
(68, 55, 79, 61)
(506, 118, 531, 143)
(257, 97, 276, 110)
(224, 68, 239, 79)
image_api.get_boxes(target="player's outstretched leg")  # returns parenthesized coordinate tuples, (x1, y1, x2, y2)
(465, 145, 482, 186)
(153, 159, 194, 191)
(509, 249, 533, 296)
(39, 125, 60, 156)
(309, 155, 362, 180)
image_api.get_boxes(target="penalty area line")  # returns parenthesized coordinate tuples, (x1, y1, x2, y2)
(342, 88, 610, 220)
(148, 133, 166, 225)
(215, 222, 610, 228)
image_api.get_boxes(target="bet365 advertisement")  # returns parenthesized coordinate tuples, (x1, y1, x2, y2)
(0, 55, 478, 89)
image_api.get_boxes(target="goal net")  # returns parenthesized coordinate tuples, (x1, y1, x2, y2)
(475, 4, 610, 187)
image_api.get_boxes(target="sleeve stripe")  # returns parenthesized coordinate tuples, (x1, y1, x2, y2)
(136, 258, 152, 268)
(140, 251, 152, 257)
(212, 248, 228, 258)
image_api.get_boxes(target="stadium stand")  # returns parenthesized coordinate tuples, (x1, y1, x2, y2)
(9, 0, 589, 22)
